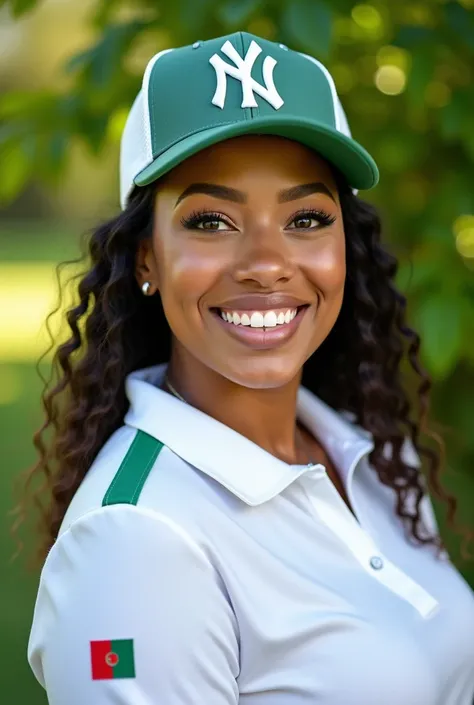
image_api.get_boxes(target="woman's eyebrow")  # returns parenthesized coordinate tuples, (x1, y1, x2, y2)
(174, 181, 336, 207)
(175, 183, 246, 206)
(278, 182, 336, 204)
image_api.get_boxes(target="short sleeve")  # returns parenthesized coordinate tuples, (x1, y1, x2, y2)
(27, 505, 240, 704)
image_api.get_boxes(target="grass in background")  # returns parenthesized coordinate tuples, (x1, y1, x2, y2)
(0, 223, 80, 703)
(1, 363, 48, 705)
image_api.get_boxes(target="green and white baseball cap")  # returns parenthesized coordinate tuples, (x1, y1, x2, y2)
(120, 31, 379, 209)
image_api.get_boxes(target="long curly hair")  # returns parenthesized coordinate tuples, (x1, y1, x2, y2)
(12, 172, 470, 566)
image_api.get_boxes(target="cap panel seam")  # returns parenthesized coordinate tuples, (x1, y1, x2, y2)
(298, 52, 339, 130)
(142, 48, 175, 158)
(150, 65, 157, 156)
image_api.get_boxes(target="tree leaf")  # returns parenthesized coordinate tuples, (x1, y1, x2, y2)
(65, 20, 149, 89)
(0, 137, 32, 202)
(415, 295, 464, 379)
(92, 0, 120, 29)
(80, 112, 110, 154)
(64, 49, 93, 76)
(7, 0, 38, 18)
(174, 0, 216, 36)
(217, 0, 263, 27)
(392, 25, 432, 49)
(45, 132, 69, 175)
(443, 1, 474, 50)
(406, 46, 435, 108)
(439, 93, 465, 141)
(282, 0, 333, 58)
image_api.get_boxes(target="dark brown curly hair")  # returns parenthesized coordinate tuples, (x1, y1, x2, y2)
(12, 172, 471, 566)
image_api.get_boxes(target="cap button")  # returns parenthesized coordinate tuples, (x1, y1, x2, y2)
(192, 41, 202, 49)
(279, 43, 289, 50)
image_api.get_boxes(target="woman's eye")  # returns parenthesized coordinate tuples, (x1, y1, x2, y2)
(181, 212, 233, 231)
(197, 218, 228, 231)
(293, 215, 316, 229)
(287, 210, 336, 230)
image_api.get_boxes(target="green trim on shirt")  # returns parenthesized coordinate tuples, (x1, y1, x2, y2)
(102, 430, 163, 506)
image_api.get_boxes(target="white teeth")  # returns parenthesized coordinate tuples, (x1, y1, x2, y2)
(219, 308, 298, 327)
(263, 311, 277, 327)
(250, 312, 264, 328)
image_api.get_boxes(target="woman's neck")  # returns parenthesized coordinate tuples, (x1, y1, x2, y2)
(165, 348, 307, 466)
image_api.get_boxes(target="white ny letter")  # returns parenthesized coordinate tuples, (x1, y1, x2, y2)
(209, 40, 284, 110)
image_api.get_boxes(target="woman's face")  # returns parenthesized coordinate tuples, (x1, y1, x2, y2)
(140, 135, 346, 389)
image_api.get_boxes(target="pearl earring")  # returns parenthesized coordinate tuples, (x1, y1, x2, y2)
(141, 281, 151, 296)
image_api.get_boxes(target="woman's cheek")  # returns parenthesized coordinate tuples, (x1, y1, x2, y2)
(159, 244, 230, 310)
(301, 237, 346, 295)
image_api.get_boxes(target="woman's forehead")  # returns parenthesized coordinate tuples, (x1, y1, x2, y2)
(157, 135, 338, 194)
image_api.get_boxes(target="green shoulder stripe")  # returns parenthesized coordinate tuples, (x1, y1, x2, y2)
(102, 430, 164, 507)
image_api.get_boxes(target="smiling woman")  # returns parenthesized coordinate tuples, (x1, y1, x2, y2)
(19, 31, 474, 705)
(135, 137, 344, 389)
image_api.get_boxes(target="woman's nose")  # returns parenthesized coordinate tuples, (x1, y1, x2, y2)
(232, 228, 296, 289)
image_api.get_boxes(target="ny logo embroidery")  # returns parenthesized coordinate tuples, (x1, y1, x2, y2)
(209, 40, 284, 110)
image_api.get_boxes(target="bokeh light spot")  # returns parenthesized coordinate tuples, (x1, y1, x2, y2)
(401, 5, 435, 26)
(334, 17, 359, 43)
(456, 229, 474, 259)
(453, 214, 474, 236)
(375, 65, 407, 95)
(351, 5, 384, 38)
(453, 216, 474, 259)
(376, 45, 410, 72)
(107, 108, 129, 143)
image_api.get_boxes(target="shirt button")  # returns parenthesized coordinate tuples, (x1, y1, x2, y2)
(369, 556, 384, 570)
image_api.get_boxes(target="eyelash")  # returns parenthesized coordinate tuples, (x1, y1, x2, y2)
(180, 208, 337, 231)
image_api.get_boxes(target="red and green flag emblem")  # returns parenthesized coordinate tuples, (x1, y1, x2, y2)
(90, 639, 135, 680)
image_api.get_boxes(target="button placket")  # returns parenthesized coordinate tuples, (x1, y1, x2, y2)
(300, 472, 439, 618)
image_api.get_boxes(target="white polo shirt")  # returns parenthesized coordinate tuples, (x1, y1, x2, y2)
(28, 363, 474, 704)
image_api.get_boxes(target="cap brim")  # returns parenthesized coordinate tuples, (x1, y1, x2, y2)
(134, 115, 378, 192)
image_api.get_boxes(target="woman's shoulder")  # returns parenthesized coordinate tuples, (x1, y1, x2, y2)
(58, 424, 137, 536)
(57, 422, 231, 545)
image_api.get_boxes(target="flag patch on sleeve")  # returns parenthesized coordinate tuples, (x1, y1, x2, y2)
(90, 639, 136, 680)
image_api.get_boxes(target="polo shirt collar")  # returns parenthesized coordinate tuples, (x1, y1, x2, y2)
(124, 363, 374, 506)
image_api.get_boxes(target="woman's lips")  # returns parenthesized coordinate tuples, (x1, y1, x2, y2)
(212, 305, 309, 350)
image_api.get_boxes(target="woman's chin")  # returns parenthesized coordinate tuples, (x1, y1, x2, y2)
(218, 357, 303, 391)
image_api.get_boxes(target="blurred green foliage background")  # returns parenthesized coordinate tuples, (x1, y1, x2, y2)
(0, 0, 473, 702)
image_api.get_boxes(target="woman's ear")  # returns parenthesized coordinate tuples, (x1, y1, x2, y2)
(135, 239, 159, 294)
